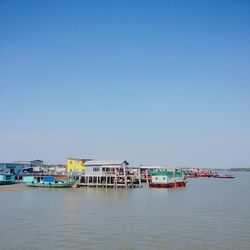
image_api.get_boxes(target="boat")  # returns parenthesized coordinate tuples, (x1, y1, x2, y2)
(214, 174, 235, 179)
(222, 175, 235, 179)
(23, 176, 78, 188)
(197, 172, 213, 177)
(0, 174, 16, 185)
(149, 171, 186, 188)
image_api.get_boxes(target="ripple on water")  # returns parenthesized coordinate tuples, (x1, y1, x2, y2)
(0, 173, 250, 250)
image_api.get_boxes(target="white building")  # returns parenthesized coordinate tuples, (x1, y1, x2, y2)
(84, 160, 129, 176)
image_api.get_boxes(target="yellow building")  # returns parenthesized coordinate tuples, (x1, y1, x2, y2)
(67, 158, 91, 173)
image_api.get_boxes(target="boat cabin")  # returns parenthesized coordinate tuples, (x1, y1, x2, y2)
(149, 171, 186, 188)
(0, 174, 16, 185)
(23, 176, 57, 184)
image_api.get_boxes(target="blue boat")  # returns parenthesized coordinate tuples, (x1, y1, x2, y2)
(23, 176, 78, 188)
(0, 174, 16, 185)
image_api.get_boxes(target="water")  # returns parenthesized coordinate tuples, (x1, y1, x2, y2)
(1, 172, 250, 250)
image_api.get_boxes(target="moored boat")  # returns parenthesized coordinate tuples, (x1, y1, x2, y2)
(149, 171, 186, 188)
(0, 174, 16, 185)
(197, 172, 213, 177)
(214, 174, 235, 179)
(222, 175, 235, 179)
(23, 176, 78, 188)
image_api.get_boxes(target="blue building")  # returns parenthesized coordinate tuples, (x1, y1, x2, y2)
(0, 160, 43, 174)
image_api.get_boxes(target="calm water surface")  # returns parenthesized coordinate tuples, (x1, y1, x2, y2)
(1, 172, 250, 250)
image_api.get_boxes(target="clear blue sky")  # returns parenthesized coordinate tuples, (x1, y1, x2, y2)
(0, 0, 250, 168)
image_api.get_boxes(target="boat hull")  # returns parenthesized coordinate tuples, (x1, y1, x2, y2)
(149, 182, 186, 188)
(0, 181, 16, 185)
(26, 181, 77, 188)
(214, 176, 235, 179)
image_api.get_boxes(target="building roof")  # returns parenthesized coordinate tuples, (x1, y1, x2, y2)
(14, 161, 32, 164)
(84, 160, 129, 166)
(67, 157, 92, 161)
(31, 159, 43, 163)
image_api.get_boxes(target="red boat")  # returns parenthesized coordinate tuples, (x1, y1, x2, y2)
(198, 172, 213, 177)
(149, 182, 186, 188)
(220, 174, 235, 179)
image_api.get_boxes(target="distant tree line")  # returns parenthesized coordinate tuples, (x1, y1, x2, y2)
(229, 168, 250, 172)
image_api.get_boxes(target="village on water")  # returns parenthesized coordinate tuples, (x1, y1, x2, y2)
(0, 158, 235, 188)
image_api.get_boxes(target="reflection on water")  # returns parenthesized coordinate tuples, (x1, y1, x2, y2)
(1, 172, 250, 250)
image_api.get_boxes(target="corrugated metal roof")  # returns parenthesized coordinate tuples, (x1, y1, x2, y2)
(151, 171, 184, 176)
(67, 157, 92, 161)
(14, 161, 32, 164)
(84, 160, 129, 166)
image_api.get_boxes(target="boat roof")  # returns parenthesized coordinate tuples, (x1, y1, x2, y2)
(151, 171, 184, 176)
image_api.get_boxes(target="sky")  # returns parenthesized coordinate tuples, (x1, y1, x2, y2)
(0, 0, 250, 168)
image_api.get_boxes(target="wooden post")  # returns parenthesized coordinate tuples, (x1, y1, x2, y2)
(124, 166, 128, 189)
(139, 168, 142, 188)
(114, 168, 117, 189)
(146, 169, 149, 183)
(174, 171, 177, 188)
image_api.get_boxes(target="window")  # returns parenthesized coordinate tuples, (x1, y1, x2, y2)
(93, 167, 100, 172)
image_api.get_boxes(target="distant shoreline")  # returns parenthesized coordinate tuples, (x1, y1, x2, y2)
(229, 168, 250, 172)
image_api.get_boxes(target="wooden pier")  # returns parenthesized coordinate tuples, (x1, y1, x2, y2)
(78, 168, 142, 189)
